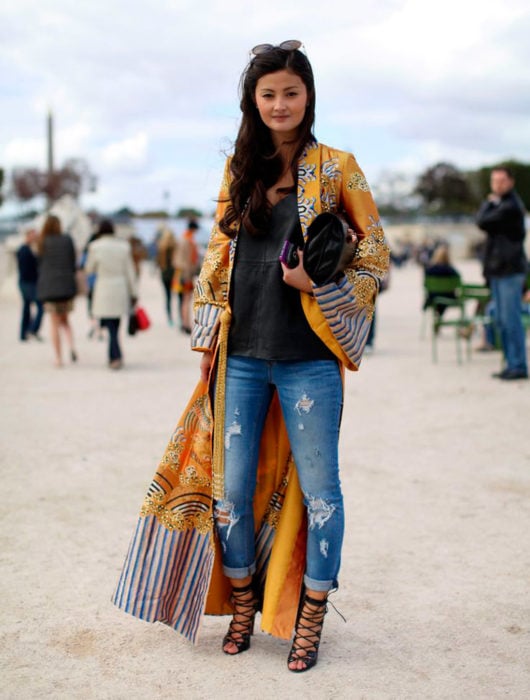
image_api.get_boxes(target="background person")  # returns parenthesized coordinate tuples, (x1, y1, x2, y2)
(128, 235, 147, 279)
(85, 219, 138, 370)
(16, 228, 43, 342)
(423, 243, 461, 319)
(36, 215, 78, 367)
(155, 226, 178, 326)
(175, 220, 200, 333)
(476, 167, 528, 380)
(80, 230, 104, 340)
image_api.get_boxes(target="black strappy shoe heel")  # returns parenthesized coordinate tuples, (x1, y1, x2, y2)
(287, 593, 328, 673)
(222, 582, 257, 655)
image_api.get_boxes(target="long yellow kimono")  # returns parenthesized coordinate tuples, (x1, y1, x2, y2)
(112, 141, 389, 643)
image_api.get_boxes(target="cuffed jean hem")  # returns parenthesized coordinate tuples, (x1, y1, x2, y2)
(304, 574, 337, 592)
(222, 562, 256, 579)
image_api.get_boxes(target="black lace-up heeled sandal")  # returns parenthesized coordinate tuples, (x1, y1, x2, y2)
(287, 593, 328, 672)
(222, 582, 257, 655)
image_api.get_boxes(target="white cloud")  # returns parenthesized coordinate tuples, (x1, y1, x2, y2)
(3, 138, 46, 168)
(1, 0, 529, 212)
(100, 132, 149, 173)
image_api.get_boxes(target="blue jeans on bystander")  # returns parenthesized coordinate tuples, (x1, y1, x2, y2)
(489, 274, 527, 373)
(19, 281, 43, 340)
(101, 318, 122, 362)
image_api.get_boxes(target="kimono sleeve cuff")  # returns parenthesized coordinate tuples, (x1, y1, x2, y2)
(312, 273, 352, 300)
(191, 304, 222, 350)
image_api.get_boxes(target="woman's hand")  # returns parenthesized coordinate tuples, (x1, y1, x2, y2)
(200, 351, 213, 383)
(280, 248, 313, 293)
(346, 227, 358, 250)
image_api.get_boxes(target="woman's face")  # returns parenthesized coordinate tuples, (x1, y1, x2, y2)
(254, 69, 308, 145)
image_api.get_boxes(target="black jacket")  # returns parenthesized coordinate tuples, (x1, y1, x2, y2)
(16, 244, 39, 284)
(37, 234, 77, 302)
(476, 189, 527, 277)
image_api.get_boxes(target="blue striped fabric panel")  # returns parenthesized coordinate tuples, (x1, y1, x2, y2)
(112, 515, 214, 644)
(314, 274, 375, 364)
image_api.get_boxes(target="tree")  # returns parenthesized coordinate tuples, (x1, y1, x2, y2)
(113, 206, 136, 219)
(176, 207, 203, 219)
(44, 158, 97, 201)
(371, 170, 421, 218)
(415, 162, 477, 215)
(11, 167, 43, 202)
(11, 158, 97, 205)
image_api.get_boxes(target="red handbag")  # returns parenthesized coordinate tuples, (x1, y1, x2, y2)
(135, 306, 151, 331)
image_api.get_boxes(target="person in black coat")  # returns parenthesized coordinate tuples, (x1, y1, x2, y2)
(16, 228, 44, 341)
(37, 214, 78, 367)
(476, 166, 528, 380)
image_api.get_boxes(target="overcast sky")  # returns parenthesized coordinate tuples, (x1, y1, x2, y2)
(1, 0, 529, 215)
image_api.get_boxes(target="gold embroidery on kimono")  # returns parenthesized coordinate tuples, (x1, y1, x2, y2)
(346, 171, 370, 192)
(345, 270, 377, 320)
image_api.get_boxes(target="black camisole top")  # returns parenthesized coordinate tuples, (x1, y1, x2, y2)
(228, 193, 336, 362)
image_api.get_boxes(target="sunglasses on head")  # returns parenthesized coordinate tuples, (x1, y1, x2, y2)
(251, 40, 303, 56)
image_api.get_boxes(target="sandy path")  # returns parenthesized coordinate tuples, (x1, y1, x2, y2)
(0, 258, 528, 699)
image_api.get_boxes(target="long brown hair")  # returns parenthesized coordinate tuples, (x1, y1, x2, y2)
(219, 46, 316, 237)
(38, 214, 62, 255)
(156, 227, 176, 268)
(429, 244, 451, 266)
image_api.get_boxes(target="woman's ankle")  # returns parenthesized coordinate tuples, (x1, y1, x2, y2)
(304, 588, 328, 602)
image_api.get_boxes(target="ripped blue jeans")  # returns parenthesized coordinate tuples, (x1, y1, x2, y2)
(214, 355, 344, 592)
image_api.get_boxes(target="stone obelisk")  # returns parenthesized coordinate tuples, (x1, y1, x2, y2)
(46, 110, 54, 208)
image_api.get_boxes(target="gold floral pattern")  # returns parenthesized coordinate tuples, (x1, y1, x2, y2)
(319, 158, 340, 212)
(345, 270, 377, 320)
(161, 442, 185, 471)
(264, 507, 281, 529)
(180, 465, 211, 488)
(137, 380, 215, 533)
(141, 492, 213, 534)
(346, 172, 370, 192)
(194, 245, 229, 307)
(355, 217, 390, 280)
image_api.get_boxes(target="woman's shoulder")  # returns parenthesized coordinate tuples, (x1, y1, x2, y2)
(46, 234, 72, 251)
(312, 141, 355, 161)
(302, 142, 360, 174)
(94, 235, 129, 249)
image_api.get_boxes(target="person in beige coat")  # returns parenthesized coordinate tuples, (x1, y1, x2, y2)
(85, 219, 137, 369)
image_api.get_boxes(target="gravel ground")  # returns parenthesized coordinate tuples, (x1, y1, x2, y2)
(1, 258, 528, 700)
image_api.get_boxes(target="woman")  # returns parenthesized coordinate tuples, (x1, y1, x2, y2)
(85, 219, 137, 369)
(156, 226, 178, 326)
(36, 214, 78, 367)
(80, 230, 104, 340)
(423, 243, 461, 318)
(175, 220, 200, 333)
(113, 42, 389, 672)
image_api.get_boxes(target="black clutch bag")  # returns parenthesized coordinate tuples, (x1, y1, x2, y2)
(303, 212, 357, 285)
(128, 312, 139, 336)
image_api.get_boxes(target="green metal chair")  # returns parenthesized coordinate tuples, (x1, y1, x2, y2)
(423, 274, 471, 363)
(459, 282, 498, 347)
(459, 282, 491, 313)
